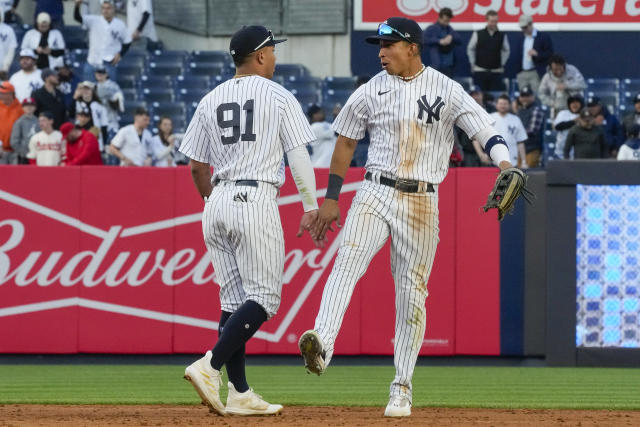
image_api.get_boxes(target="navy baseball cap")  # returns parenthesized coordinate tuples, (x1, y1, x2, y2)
(366, 17, 423, 46)
(229, 26, 286, 59)
(519, 85, 534, 97)
(586, 96, 600, 107)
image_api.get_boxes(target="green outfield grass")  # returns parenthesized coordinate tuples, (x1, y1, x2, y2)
(1, 365, 639, 409)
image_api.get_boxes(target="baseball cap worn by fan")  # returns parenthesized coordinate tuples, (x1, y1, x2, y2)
(60, 122, 75, 139)
(634, 93, 640, 104)
(366, 17, 423, 46)
(587, 96, 601, 107)
(580, 108, 593, 119)
(229, 26, 287, 59)
(519, 14, 533, 27)
(20, 48, 38, 59)
(0, 81, 15, 93)
(22, 97, 36, 106)
(519, 85, 534, 97)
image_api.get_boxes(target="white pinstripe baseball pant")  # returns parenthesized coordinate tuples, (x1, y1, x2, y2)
(202, 181, 284, 319)
(314, 177, 439, 401)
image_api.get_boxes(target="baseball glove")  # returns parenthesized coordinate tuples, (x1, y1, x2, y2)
(482, 168, 535, 221)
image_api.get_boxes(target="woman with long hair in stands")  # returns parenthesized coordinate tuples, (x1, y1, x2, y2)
(148, 116, 178, 167)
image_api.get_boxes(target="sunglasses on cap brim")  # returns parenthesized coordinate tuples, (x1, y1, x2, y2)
(377, 23, 413, 43)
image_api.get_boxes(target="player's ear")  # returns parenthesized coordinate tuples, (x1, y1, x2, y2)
(255, 50, 265, 65)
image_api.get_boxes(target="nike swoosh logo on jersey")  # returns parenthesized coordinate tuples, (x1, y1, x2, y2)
(378, 90, 391, 95)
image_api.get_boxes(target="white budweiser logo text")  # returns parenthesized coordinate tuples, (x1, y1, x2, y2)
(0, 219, 327, 288)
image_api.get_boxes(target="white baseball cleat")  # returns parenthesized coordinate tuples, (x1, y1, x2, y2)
(225, 382, 283, 416)
(384, 395, 411, 417)
(298, 330, 326, 375)
(183, 350, 226, 416)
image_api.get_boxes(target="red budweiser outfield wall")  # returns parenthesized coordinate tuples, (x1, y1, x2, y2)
(0, 166, 499, 355)
(355, 0, 640, 30)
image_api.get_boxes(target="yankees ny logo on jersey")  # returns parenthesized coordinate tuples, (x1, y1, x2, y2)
(417, 95, 445, 124)
(508, 125, 517, 136)
(0, 34, 6, 42)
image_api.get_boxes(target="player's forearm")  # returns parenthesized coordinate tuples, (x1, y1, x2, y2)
(329, 136, 357, 178)
(288, 145, 319, 212)
(473, 126, 511, 166)
(189, 160, 213, 200)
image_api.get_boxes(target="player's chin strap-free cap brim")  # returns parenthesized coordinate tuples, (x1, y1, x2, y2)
(365, 34, 406, 44)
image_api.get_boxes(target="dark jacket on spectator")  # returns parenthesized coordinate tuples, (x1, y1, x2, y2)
(423, 22, 461, 70)
(622, 111, 640, 138)
(597, 106, 624, 151)
(564, 126, 607, 159)
(512, 30, 553, 76)
(517, 100, 544, 153)
(32, 86, 67, 129)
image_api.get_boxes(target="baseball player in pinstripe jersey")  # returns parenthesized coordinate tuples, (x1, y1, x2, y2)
(180, 25, 321, 417)
(299, 17, 515, 417)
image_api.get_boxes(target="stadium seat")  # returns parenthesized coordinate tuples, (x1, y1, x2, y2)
(586, 91, 619, 113)
(323, 89, 351, 106)
(151, 50, 189, 65)
(324, 76, 357, 92)
(152, 101, 186, 117)
(285, 78, 322, 95)
(142, 87, 174, 103)
(123, 100, 147, 115)
(148, 62, 184, 77)
(117, 64, 144, 79)
(118, 113, 134, 128)
(177, 88, 207, 104)
(121, 87, 138, 101)
(116, 75, 138, 90)
(69, 48, 88, 63)
(187, 62, 226, 77)
(62, 25, 88, 50)
(191, 50, 232, 65)
(544, 130, 559, 160)
(586, 78, 619, 93)
(175, 75, 211, 90)
(274, 64, 309, 79)
(621, 78, 640, 94)
(140, 75, 174, 90)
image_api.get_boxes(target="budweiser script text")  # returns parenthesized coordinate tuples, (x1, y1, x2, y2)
(0, 220, 330, 288)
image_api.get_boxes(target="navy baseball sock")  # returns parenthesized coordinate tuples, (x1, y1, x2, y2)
(217, 310, 249, 393)
(210, 300, 267, 377)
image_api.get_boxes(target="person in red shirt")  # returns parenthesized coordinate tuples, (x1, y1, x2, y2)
(60, 122, 103, 165)
(0, 81, 24, 164)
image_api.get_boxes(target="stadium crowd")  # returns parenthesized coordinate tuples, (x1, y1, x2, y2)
(0, 2, 639, 167)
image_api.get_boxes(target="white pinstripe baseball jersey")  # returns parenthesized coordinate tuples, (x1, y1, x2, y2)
(333, 67, 495, 184)
(179, 75, 316, 187)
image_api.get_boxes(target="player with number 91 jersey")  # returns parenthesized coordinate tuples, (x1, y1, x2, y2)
(180, 76, 316, 187)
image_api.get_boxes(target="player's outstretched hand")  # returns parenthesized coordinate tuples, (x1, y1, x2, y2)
(311, 199, 341, 242)
(297, 210, 327, 248)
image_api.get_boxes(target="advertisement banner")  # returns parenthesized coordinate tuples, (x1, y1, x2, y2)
(0, 166, 500, 355)
(355, 0, 640, 31)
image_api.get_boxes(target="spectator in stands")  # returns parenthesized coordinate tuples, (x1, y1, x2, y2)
(74, 0, 132, 81)
(0, 15, 17, 76)
(32, 68, 66, 128)
(108, 107, 152, 166)
(587, 96, 624, 158)
(538, 54, 586, 116)
(622, 93, 640, 138)
(564, 108, 606, 159)
(60, 121, 102, 165)
(491, 94, 528, 168)
(456, 87, 490, 167)
(70, 80, 108, 148)
(0, 80, 22, 163)
(74, 108, 100, 142)
(306, 104, 336, 168)
(617, 124, 640, 161)
(9, 49, 43, 101)
(127, 0, 159, 51)
(1, 0, 20, 25)
(553, 94, 583, 159)
(514, 85, 544, 167)
(55, 62, 79, 108)
(469, 85, 495, 113)
(94, 66, 122, 138)
(513, 14, 553, 95)
(26, 111, 65, 165)
(466, 10, 509, 92)
(21, 12, 66, 70)
(34, 0, 64, 30)
(423, 7, 460, 77)
(148, 116, 177, 167)
(9, 97, 39, 163)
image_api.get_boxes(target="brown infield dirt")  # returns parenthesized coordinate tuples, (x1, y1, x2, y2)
(2, 405, 640, 426)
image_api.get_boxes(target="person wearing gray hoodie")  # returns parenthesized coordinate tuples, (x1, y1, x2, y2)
(10, 97, 40, 163)
(538, 54, 586, 116)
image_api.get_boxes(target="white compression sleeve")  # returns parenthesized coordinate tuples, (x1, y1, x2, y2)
(287, 145, 319, 212)
(473, 126, 512, 166)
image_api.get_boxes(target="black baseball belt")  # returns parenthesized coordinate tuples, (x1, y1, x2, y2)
(214, 179, 259, 187)
(365, 171, 434, 193)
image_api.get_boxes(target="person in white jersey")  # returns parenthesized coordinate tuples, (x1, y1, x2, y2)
(179, 25, 321, 417)
(108, 106, 152, 166)
(298, 17, 515, 418)
(126, 0, 158, 49)
(0, 17, 17, 75)
(26, 111, 64, 165)
(9, 49, 43, 101)
(73, 0, 131, 81)
(491, 94, 528, 168)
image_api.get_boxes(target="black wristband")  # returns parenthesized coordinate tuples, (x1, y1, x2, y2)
(325, 173, 344, 201)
